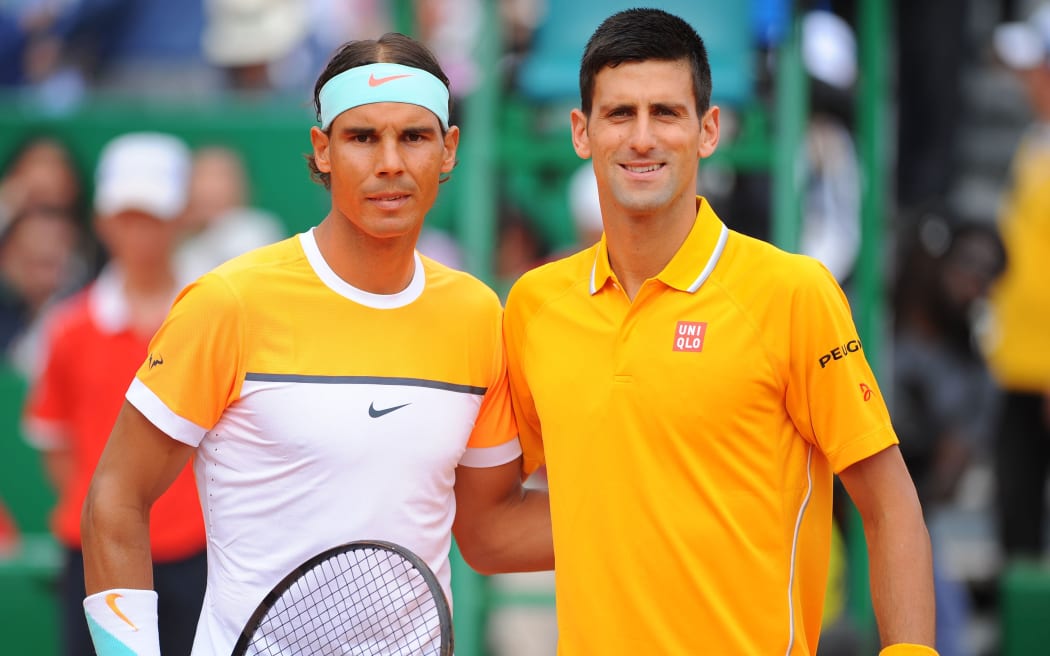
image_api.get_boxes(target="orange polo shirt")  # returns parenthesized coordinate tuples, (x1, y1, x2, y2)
(504, 198, 898, 655)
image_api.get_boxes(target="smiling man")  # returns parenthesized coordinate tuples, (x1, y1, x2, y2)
(80, 33, 552, 656)
(503, 8, 937, 656)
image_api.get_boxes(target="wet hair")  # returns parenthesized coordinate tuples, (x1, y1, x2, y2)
(306, 33, 454, 189)
(578, 8, 712, 117)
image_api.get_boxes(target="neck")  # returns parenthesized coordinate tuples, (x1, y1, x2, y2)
(604, 196, 697, 300)
(122, 264, 175, 297)
(119, 264, 177, 336)
(314, 215, 418, 294)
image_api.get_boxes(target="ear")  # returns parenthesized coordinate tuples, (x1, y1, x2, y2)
(440, 125, 460, 174)
(570, 108, 591, 159)
(698, 106, 720, 159)
(309, 126, 332, 173)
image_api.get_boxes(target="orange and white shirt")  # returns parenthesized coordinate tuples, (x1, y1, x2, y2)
(504, 198, 898, 655)
(129, 229, 519, 656)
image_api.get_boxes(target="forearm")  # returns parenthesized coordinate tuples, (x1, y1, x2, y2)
(473, 487, 553, 574)
(840, 446, 937, 651)
(454, 475, 554, 575)
(81, 481, 155, 593)
(864, 510, 936, 648)
(81, 494, 162, 656)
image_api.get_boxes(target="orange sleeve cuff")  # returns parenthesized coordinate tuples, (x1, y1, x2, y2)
(879, 644, 939, 656)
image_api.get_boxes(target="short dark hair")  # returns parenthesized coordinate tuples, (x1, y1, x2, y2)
(307, 32, 454, 189)
(578, 8, 711, 118)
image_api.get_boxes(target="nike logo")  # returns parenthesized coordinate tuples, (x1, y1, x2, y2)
(105, 593, 139, 631)
(368, 402, 410, 418)
(368, 73, 413, 87)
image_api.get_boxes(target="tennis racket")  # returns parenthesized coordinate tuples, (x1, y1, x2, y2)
(230, 540, 454, 656)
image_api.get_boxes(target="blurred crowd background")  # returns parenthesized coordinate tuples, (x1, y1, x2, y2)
(1, 1, 1049, 655)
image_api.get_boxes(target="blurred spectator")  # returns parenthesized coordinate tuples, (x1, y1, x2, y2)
(302, 0, 485, 99)
(725, 8, 860, 285)
(0, 133, 87, 229)
(892, 211, 1007, 656)
(416, 0, 482, 98)
(493, 203, 549, 299)
(175, 145, 287, 282)
(3, 0, 210, 106)
(796, 8, 860, 283)
(984, 3, 1050, 560)
(202, 0, 312, 94)
(499, 0, 545, 87)
(894, 213, 1006, 506)
(0, 134, 94, 374)
(0, 206, 82, 355)
(567, 163, 604, 249)
(0, 2, 58, 88)
(303, 0, 391, 90)
(22, 132, 207, 656)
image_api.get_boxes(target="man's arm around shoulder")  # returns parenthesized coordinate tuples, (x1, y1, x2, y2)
(452, 457, 553, 575)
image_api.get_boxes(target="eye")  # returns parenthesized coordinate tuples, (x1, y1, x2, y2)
(351, 134, 372, 143)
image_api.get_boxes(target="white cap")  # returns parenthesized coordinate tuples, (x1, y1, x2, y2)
(202, 0, 309, 66)
(94, 132, 191, 221)
(994, 3, 1050, 69)
(802, 10, 857, 90)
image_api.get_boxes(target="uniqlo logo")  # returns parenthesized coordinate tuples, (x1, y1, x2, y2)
(673, 321, 707, 352)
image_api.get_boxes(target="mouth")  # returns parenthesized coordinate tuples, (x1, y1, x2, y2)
(367, 192, 411, 209)
(621, 163, 664, 175)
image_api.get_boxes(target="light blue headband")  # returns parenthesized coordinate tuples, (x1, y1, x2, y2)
(318, 63, 450, 130)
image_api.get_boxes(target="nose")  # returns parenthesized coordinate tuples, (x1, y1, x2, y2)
(627, 114, 657, 153)
(375, 137, 405, 177)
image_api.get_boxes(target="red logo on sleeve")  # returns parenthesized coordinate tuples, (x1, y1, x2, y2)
(859, 383, 873, 401)
(673, 321, 708, 352)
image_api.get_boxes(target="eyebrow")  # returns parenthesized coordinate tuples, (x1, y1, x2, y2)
(339, 125, 439, 136)
(599, 101, 690, 114)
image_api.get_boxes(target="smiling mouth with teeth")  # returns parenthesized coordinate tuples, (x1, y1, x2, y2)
(624, 164, 663, 173)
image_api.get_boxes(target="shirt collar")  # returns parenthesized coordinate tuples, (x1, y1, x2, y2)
(88, 264, 131, 334)
(299, 228, 425, 309)
(589, 196, 729, 295)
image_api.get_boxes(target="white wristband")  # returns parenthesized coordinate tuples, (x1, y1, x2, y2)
(84, 588, 161, 656)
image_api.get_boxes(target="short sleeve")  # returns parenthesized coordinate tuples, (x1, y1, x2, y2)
(128, 272, 245, 446)
(460, 308, 521, 468)
(503, 283, 545, 476)
(783, 259, 897, 473)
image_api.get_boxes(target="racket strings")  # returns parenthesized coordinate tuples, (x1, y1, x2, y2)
(245, 546, 445, 655)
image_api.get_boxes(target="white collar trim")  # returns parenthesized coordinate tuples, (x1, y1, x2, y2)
(88, 265, 131, 334)
(298, 228, 425, 309)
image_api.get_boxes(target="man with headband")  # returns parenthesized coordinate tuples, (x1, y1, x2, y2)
(79, 33, 554, 656)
